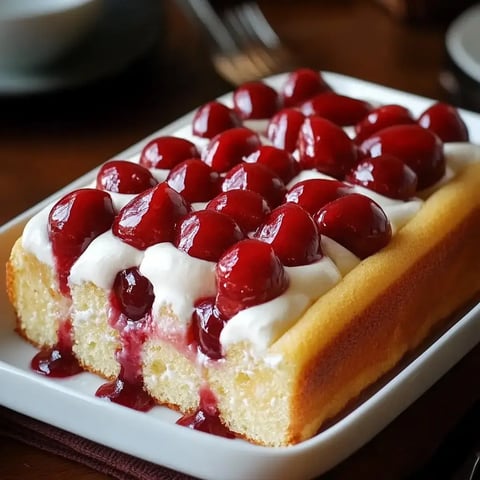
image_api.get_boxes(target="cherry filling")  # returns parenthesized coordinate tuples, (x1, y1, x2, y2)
(280, 68, 331, 108)
(176, 386, 235, 438)
(139, 136, 199, 170)
(192, 101, 242, 139)
(31, 319, 82, 378)
(267, 108, 306, 153)
(233, 80, 281, 119)
(96, 160, 158, 194)
(48, 189, 115, 296)
(96, 267, 156, 411)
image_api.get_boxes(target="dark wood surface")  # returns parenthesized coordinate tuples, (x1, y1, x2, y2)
(1, 1, 479, 479)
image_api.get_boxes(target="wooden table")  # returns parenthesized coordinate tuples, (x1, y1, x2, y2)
(1, 1, 479, 478)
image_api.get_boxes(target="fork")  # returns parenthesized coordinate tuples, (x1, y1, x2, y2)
(176, 0, 295, 85)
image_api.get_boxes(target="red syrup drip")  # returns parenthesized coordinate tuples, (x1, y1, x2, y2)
(31, 319, 83, 378)
(95, 295, 156, 412)
(176, 387, 235, 439)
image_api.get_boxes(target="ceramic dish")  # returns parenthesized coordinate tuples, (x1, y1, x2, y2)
(1, 72, 480, 480)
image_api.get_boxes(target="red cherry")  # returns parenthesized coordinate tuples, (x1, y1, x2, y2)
(111, 267, 154, 321)
(191, 297, 226, 359)
(354, 104, 415, 145)
(202, 127, 262, 173)
(360, 124, 445, 189)
(243, 145, 299, 183)
(139, 136, 199, 170)
(281, 68, 331, 108)
(221, 162, 286, 208)
(166, 158, 221, 202)
(285, 178, 353, 215)
(96, 160, 158, 194)
(216, 239, 289, 318)
(298, 116, 358, 178)
(314, 193, 392, 259)
(192, 101, 242, 138)
(113, 183, 191, 250)
(48, 189, 115, 296)
(253, 203, 320, 266)
(345, 154, 418, 200)
(174, 210, 244, 262)
(206, 189, 270, 233)
(266, 108, 306, 153)
(300, 92, 373, 126)
(233, 81, 280, 119)
(417, 102, 469, 143)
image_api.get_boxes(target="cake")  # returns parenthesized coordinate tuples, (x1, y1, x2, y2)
(6, 69, 480, 446)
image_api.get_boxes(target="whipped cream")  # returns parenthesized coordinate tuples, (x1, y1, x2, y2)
(19, 106, 480, 354)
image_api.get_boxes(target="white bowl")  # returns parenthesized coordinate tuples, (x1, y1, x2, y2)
(0, 0, 103, 71)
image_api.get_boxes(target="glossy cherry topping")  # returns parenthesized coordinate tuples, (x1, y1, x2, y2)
(174, 210, 245, 262)
(300, 92, 373, 126)
(176, 387, 235, 438)
(360, 124, 445, 189)
(202, 127, 262, 173)
(298, 116, 359, 178)
(48, 188, 115, 296)
(192, 101, 242, 138)
(243, 145, 300, 183)
(354, 104, 415, 145)
(254, 203, 321, 266)
(281, 68, 331, 108)
(111, 267, 154, 321)
(206, 189, 271, 233)
(314, 193, 392, 259)
(233, 80, 281, 119)
(96, 160, 158, 194)
(166, 158, 221, 202)
(215, 239, 289, 319)
(139, 136, 199, 170)
(285, 178, 353, 215)
(113, 182, 191, 250)
(266, 108, 306, 153)
(191, 297, 226, 359)
(345, 154, 418, 200)
(417, 102, 469, 143)
(31, 320, 82, 377)
(221, 162, 286, 208)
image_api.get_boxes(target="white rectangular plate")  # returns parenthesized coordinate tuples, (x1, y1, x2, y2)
(1, 72, 480, 480)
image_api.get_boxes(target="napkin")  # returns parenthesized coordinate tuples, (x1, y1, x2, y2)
(0, 407, 196, 480)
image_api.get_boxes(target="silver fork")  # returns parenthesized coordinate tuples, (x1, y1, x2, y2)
(176, 0, 295, 85)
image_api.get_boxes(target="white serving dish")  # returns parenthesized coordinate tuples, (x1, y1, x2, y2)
(1, 72, 480, 480)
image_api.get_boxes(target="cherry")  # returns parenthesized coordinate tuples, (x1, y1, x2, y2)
(202, 127, 262, 173)
(48, 188, 115, 296)
(113, 182, 191, 250)
(96, 160, 158, 194)
(285, 178, 352, 215)
(191, 297, 226, 359)
(206, 189, 270, 233)
(354, 104, 415, 145)
(166, 158, 221, 202)
(111, 267, 154, 321)
(417, 102, 469, 142)
(243, 145, 300, 183)
(300, 92, 373, 126)
(221, 162, 286, 208)
(253, 203, 320, 266)
(266, 108, 306, 153)
(216, 239, 289, 318)
(314, 193, 392, 259)
(192, 101, 242, 138)
(281, 68, 331, 108)
(233, 81, 281, 119)
(360, 124, 445, 189)
(346, 154, 418, 200)
(139, 136, 199, 170)
(174, 210, 244, 262)
(298, 116, 359, 178)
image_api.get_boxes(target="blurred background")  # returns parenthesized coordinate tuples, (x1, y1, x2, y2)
(1, 0, 479, 226)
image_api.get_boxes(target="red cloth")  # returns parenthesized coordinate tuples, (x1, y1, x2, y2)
(0, 407, 196, 480)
